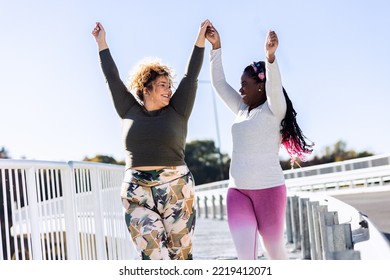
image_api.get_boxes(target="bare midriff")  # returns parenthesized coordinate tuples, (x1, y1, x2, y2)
(132, 166, 170, 171)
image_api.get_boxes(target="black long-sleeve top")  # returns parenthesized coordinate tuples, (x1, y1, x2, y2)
(99, 46, 204, 169)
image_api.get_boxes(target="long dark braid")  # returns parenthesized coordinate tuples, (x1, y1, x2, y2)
(246, 61, 314, 164)
(280, 87, 314, 163)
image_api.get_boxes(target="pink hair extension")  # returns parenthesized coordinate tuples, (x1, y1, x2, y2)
(282, 138, 313, 168)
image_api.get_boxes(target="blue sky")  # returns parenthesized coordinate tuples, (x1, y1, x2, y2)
(1, 0, 390, 162)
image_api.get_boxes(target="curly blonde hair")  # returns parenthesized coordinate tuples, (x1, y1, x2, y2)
(127, 58, 175, 101)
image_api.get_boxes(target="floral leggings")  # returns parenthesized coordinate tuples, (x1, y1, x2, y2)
(121, 166, 196, 260)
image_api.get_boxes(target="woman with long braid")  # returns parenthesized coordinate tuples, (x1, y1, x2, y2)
(206, 24, 313, 260)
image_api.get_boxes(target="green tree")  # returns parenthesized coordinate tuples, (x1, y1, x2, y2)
(83, 154, 125, 165)
(185, 140, 230, 185)
(0, 147, 10, 159)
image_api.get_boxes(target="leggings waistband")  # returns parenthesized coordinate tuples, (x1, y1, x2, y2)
(124, 165, 190, 187)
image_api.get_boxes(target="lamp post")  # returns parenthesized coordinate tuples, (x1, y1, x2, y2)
(199, 80, 225, 181)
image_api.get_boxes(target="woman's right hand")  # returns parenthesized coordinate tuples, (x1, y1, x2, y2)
(92, 22, 108, 51)
(195, 19, 212, 48)
(205, 23, 221, 50)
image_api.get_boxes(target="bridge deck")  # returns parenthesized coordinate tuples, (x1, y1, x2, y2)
(193, 217, 301, 260)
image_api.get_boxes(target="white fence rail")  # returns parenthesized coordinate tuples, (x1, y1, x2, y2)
(284, 153, 390, 193)
(0, 160, 136, 260)
(194, 154, 390, 223)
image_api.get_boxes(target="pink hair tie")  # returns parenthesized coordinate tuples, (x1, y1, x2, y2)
(258, 73, 265, 80)
(251, 61, 265, 82)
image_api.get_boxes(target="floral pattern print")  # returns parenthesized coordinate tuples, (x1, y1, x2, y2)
(121, 166, 196, 260)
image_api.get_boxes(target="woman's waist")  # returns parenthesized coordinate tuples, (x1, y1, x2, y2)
(231, 151, 280, 161)
(124, 150, 186, 170)
(131, 165, 176, 171)
(124, 165, 190, 187)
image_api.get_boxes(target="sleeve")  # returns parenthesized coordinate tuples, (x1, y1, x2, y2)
(169, 46, 205, 119)
(99, 49, 137, 118)
(265, 59, 287, 119)
(210, 49, 242, 115)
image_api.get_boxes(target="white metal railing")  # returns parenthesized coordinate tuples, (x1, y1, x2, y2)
(0, 160, 70, 260)
(284, 153, 390, 179)
(284, 154, 390, 193)
(0, 159, 137, 260)
(195, 153, 390, 220)
(196, 154, 390, 194)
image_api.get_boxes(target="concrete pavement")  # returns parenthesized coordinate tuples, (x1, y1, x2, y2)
(193, 217, 300, 260)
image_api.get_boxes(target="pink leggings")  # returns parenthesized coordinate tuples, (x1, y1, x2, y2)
(227, 185, 288, 260)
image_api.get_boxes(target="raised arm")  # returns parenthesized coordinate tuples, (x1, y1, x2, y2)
(184, 19, 209, 79)
(169, 20, 208, 117)
(92, 22, 136, 118)
(207, 24, 242, 115)
(264, 30, 286, 118)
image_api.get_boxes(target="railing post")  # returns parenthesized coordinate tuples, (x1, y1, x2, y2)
(25, 167, 43, 260)
(1, 168, 11, 260)
(196, 196, 201, 218)
(307, 200, 319, 259)
(291, 196, 301, 251)
(63, 162, 80, 260)
(211, 195, 216, 219)
(204, 196, 208, 219)
(318, 205, 330, 259)
(90, 167, 107, 260)
(299, 197, 310, 259)
(219, 195, 224, 220)
(285, 196, 293, 244)
(312, 202, 324, 259)
(324, 224, 360, 259)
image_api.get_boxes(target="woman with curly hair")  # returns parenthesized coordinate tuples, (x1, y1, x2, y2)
(92, 20, 210, 260)
(206, 24, 313, 260)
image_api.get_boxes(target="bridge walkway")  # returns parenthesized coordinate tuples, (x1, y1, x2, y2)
(193, 217, 301, 260)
